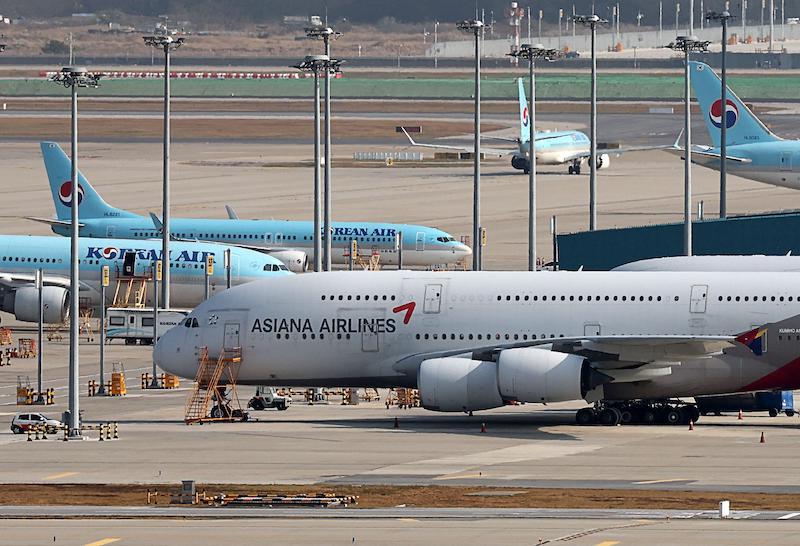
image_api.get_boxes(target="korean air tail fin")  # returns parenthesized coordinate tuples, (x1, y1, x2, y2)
(689, 61, 780, 147)
(518, 77, 530, 144)
(40, 142, 138, 221)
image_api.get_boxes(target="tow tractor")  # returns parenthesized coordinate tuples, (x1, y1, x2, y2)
(247, 387, 291, 411)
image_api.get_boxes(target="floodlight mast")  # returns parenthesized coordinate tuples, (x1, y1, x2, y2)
(706, 10, 735, 218)
(508, 44, 560, 272)
(49, 66, 101, 439)
(572, 14, 607, 231)
(305, 26, 342, 272)
(666, 35, 710, 256)
(457, 18, 484, 271)
(293, 54, 343, 272)
(143, 33, 185, 309)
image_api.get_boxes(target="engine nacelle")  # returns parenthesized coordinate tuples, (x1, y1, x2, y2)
(496, 348, 586, 403)
(418, 358, 504, 412)
(268, 250, 308, 273)
(2, 286, 68, 324)
(418, 350, 603, 412)
(596, 153, 611, 170)
(510, 155, 529, 171)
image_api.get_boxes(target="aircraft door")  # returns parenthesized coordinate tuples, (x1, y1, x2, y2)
(416, 232, 425, 251)
(423, 284, 443, 314)
(584, 323, 601, 336)
(781, 152, 792, 171)
(223, 322, 241, 351)
(689, 284, 708, 313)
(264, 232, 273, 245)
(106, 225, 116, 237)
(275, 233, 284, 247)
(122, 251, 137, 276)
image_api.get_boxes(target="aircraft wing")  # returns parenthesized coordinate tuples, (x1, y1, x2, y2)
(0, 271, 91, 291)
(665, 145, 752, 164)
(400, 127, 567, 157)
(562, 144, 676, 163)
(392, 334, 736, 379)
(400, 127, 513, 157)
(25, 217, 84, 228)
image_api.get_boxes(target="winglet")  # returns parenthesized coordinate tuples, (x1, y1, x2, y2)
(400, 127, 418, 146)
(672, 129, 684, 149)
(148, 212, 163, 232)
(225, 205, 239, 220)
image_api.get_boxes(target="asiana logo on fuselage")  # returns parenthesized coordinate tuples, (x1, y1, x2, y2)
(85, 246, 214, 263)
(251, 317, 397, 335)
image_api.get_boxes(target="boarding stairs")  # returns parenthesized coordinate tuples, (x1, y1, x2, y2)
(112, 276, 149, 308)
(184, 347, 245, 425)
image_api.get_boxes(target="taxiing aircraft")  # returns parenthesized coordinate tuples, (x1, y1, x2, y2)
(35, 143, 471, 272)
(0, 235, 290, 324)
(403, 78, 654, 175)
(669, 61, 800, 189)
(155, 270, 800, 425)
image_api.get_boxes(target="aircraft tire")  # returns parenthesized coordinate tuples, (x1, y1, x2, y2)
(576, 408, 595, 425)
(686, 405, 700, 423)
(641, 409, 657, 425)
(568, 165, 574, 175)
(599, 407, 621, 426)
(574, 165, 581, 175)
(619, 408, 634, 425)
(665, 408, 683, 425)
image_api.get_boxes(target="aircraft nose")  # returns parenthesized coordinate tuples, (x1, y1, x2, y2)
(154, 326, 197, 380)
(458, 243, 473, 256)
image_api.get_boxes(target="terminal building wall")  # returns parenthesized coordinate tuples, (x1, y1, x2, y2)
(557, 212, 800, 271)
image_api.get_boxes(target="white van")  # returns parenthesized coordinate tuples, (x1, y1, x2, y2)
(106, 307, 190, 345)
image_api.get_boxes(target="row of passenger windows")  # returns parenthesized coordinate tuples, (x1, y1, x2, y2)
(132, 232, 398, 244)
(271, 332, 562, 342)
(498, 294, 677, 302)
(321, 294, 397, 301)
(416, 332, 560, 341)
(719, 295, 798, 302)
(2, 256, 63, 264)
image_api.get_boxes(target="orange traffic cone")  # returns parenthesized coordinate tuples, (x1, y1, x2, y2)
(688, 420, 695, 431)
(760, 431, 766, 444)
(738, 409, 744, 420)
(480, 422, 487, 433)
(394, 417, 399, 429)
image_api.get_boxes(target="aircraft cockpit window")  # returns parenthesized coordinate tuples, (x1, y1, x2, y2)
(191, 318, 199, 328)
(279, 265, 288, 271)
(182, 318, 191, 328)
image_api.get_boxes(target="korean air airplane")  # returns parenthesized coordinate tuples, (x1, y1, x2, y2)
(156, 269, 800, 426)
(36, 143, 471, 272)
(403, 78, 655, 175)
(0, 235, 290, 324)
(669, 61, 800, 189)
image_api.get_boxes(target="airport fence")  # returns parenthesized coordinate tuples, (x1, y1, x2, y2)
(2, 73, 800, 100)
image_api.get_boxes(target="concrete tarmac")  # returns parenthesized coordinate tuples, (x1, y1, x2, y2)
(7, 516, 800, 546)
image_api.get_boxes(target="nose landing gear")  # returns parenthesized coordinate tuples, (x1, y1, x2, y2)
(567, 160, 582, 175)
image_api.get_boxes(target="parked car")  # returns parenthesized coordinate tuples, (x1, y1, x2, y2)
(11, 412, 62, 434)
(247, 387, 291, 411)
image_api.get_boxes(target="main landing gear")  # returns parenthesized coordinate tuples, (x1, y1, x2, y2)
(575, 400, 700, 426)
(567, 160, 581, 175)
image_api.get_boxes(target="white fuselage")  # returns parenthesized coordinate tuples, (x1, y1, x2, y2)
(155, 270, 800, 402)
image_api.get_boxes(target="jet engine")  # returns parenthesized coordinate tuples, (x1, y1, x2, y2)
(2, 286, 69, 324)
(268, 250, 308, 273)
(418, 349, 608, 412)
(510, 155, 529, 171)
(596, 153, 611, 169)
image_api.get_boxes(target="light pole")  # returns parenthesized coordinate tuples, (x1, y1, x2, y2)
(458, 18, 484, 271)
(573, 14, 607, 231)
(509, 44, 560, 272)
(539, 10, 543, 38)
(49, 66, 101, 439)
(659, 2, 664, 43)
(306, 26, 342, 272)
(676, 2, 681, 31)
(293, 54, 342, 272)
(143, 33, 184, 308)
(706, 10, 735, 218)
(666, 36, 710, 256)
(434, 21, 439, 69)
